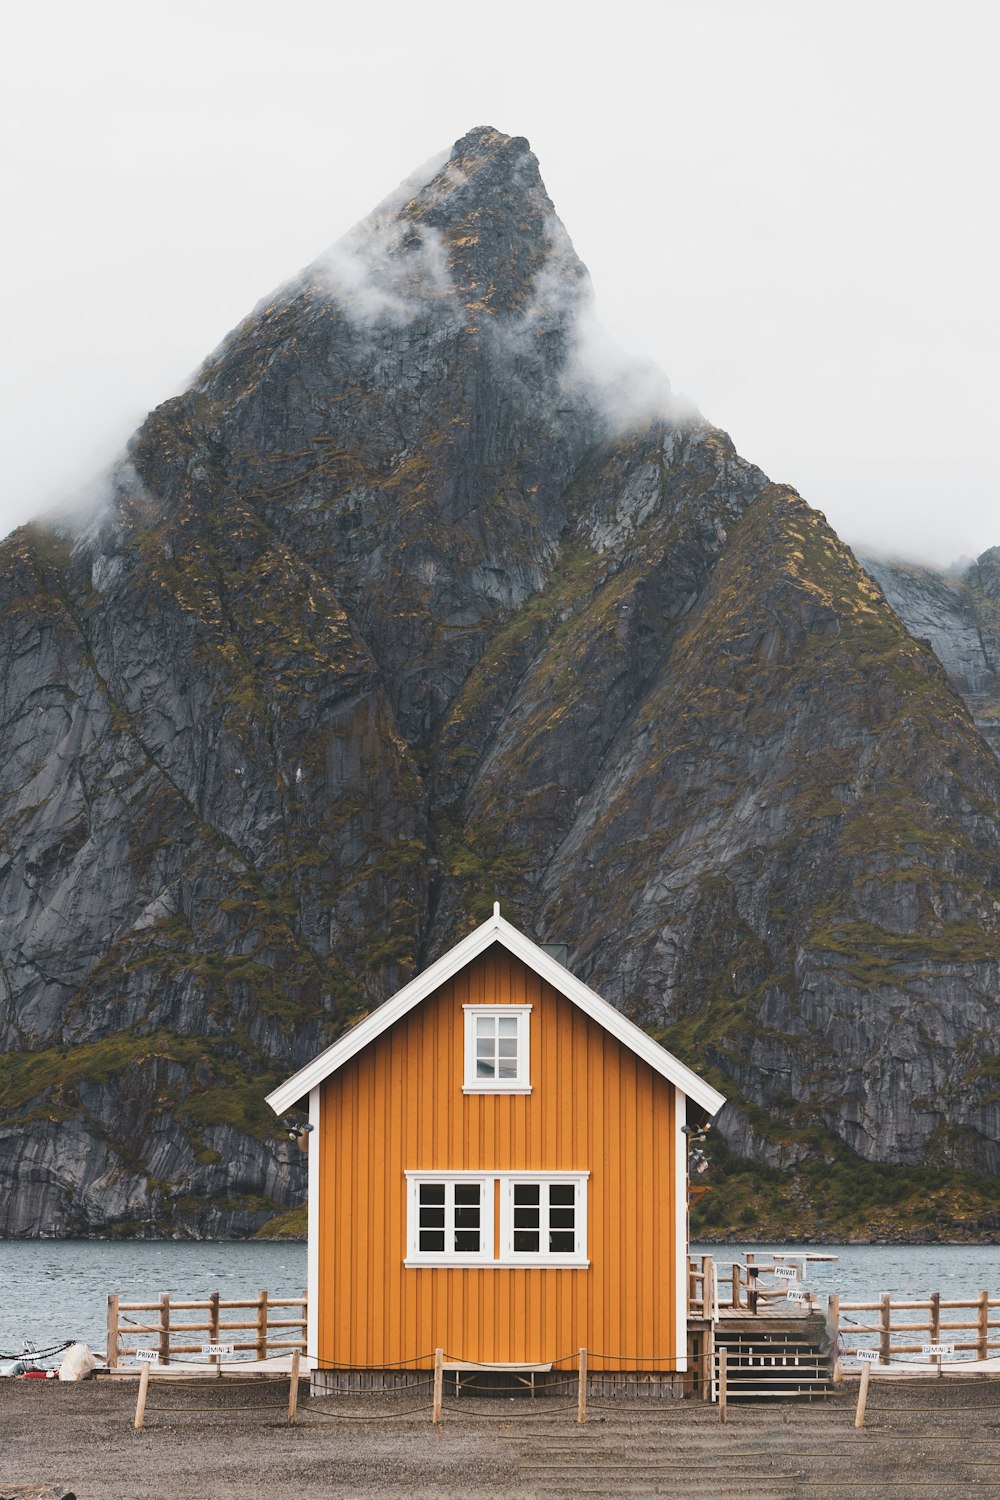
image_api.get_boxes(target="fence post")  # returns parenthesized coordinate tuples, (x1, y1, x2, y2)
(134, 1360, 150, 1431)
(718, 1345, 727, 1424)
(158, 1292, 171, 1367)
(433, 1348, 443, 1424)
(209, 1291, 221, 1374)
(256, 1290, 269, 1362)
(829, 1293, 841, 1382)
(732, 1262, 741, 1311)
(107, 1294, 119, 1370)
(978, 1290, 989, 1362)
(879, 1293, 891, 1365)
(855, 1360, 870, 1429)
(930, 1291, 941, 1376)
(288, 1349, 301, 1424)
(705, 1256, 718, 1323)
(577, 1348, 587, 1423)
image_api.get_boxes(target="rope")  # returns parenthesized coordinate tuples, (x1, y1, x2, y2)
(440, 1401, 578, 1419)
(310, 1378, 434, 1395)
(0, 1340, 73, 1360)
(869, 1401, 1000, 1413)
(146, 1397, 290, 1412)
(311, 1352, 436, 1370)
(143, 1377, 292, 1390)
(582, 1352, 686, 1366)
(301, 1403, 431, 1421)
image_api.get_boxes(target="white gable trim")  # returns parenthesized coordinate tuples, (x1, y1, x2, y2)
(266, 905, 726, 1117)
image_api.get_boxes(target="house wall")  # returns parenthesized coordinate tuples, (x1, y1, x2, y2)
(317, 947, 683, 1371)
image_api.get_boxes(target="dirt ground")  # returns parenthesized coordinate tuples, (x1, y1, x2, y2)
(5, 1376, 1000, 1498)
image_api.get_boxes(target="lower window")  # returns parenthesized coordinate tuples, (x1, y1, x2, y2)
(405, 1172, 588, 1267)
(406, 1176, 493, 1264)
(501, 1176, 587, 1264)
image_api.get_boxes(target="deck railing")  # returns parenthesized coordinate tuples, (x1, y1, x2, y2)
(689, 1254, 821, 1316)
(106, 1289, 307, 1367)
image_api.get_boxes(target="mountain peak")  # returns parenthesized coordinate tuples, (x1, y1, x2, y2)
(449, 124, 529, 164)
(309, 125, 585, 329)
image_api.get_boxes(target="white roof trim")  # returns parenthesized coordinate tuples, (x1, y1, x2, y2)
(266, 904, 726, 1117)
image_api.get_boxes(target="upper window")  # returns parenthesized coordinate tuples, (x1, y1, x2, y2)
(463, 1005, 531, 1093)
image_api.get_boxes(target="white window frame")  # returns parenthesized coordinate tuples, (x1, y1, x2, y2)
(462, 1004, 532, 1093)
(498, 1172, 589, 1267)
(404, 1170, 590, 1268)
(404, 1172, 495, 1267)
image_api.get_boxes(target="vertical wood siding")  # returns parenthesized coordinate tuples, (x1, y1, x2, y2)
(318, 948, 680, 1370)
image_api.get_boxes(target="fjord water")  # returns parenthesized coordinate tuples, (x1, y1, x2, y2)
(2, 1240, 999, 1358)
(0, 1240, 307, 1357)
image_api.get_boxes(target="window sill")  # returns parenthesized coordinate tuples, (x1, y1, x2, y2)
(462, 1085, 532, 1095)
(404, 1258, 497, 1269)
(404, 1259, 590, 1270)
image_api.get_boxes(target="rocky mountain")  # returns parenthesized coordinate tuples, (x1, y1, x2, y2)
(863, 552, 1000, 761)
(3, 126, 1000, 1241)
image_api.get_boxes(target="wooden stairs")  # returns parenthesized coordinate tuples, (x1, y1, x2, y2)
(715, 1315, 834, 1401)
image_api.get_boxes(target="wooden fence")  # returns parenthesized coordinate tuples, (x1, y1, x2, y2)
(107, 1289, 307, 1367)
(833, 1290, 1000, 1363)
(689, 1254, 820, 1315)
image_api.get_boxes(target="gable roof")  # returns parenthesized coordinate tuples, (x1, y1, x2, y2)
(266, 904, 726, 1117)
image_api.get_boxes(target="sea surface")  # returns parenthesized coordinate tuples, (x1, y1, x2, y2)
(2, 1239, 999, 1362)
(0, 1240, 307, 1360)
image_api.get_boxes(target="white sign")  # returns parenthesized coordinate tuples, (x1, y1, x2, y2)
(923, 1343, 954, 1357)
(135, 1349, 159, 1363)
(855, 1348, 880, 1363)
(202, 1344, 234, 1356)
(785, 1288, 810, 1302)
(773, 1265, 799, 1280)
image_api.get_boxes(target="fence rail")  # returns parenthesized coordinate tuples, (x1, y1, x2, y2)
(107, 1289, 307, 1367)
(834, 1290, 1000, 1364)
(689, 1254, 820, 1316)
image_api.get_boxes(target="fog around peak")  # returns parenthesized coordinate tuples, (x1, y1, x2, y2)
(1, 2, 995, 567)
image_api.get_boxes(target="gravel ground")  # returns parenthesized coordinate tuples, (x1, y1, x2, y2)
(6, 1376, 1000, 1498)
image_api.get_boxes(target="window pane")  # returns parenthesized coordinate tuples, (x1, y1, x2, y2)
(514, 1230, 540, 1252)
(550, 1207, 575, 1229)
(514, 1184, 540, 1205)
(498, 1062, 517, 1078)
(476, 1016, 496, 1038)
(454, 1183, 480, 1206)
(497, 1037, 518, 1057)
(454, 1231, 481, 1252)
(498, 1016, 518, 1036)
(476, 1059, 496, 1077)
(476, 1036, 495, 1056)
(419, 1230, 445, 1251)
(419, 1183, 446, 1205)
(454, 1207, 480, 1228)
(419, 1207, 445, 1228)
(549, 1185, 574, 1206)
(513, 1207, 539, 1228)
(549, 1231, 575, 1253)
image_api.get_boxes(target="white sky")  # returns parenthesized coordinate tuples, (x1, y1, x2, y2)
(1, 0, 996, 564)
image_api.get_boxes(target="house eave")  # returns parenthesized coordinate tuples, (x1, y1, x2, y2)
(266, 907, 726, 1118)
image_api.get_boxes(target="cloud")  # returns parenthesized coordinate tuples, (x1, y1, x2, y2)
(310, 150, 459, 327)
(496, 213, 700, 439)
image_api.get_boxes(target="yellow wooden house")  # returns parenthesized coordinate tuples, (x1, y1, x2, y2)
(266, 904, 725, 1394)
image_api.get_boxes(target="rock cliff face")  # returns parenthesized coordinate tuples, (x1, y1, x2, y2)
(863, 553, 1000, 761)
(3, 126, 1000, 1239)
